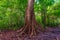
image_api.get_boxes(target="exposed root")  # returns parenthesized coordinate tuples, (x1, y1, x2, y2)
(30, 25, 36, 37)
(16, 20, 44, 37)
(17, 25, 28, 35)
(17, 27, 24, 32)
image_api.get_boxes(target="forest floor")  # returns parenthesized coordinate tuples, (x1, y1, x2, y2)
(0, 26, 60, 40)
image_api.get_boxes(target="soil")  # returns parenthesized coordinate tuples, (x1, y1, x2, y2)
(0, 26, 60, 40)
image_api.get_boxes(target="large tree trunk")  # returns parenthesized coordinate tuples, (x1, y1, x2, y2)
(17, 0, 44, 37)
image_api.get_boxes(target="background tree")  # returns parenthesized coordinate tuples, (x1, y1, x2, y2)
(34, 0, 55, 27)
(39, 0, 54, 28)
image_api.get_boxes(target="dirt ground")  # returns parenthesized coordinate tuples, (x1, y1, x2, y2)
(0, 26, 60, 40)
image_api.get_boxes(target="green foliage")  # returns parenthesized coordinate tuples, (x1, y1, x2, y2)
(35, 0, 60, 27)
(0, 0, 27, 30)
(0, 0, 60, 30)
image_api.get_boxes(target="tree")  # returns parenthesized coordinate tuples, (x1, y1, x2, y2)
(17, 0, 43, 36)
(38, 0, 54, 28)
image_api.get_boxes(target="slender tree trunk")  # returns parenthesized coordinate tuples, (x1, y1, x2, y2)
(41, 6, 47, 28)
(43, 7, 47, 28)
